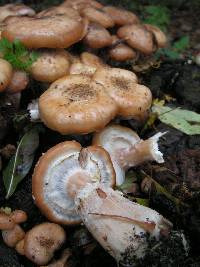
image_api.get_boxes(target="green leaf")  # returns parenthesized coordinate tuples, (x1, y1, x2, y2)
(134, 198, 149, 207)
(152, 104, 200, 135)
(0, 38, 39, 71)
(173, 36, 190, 52)
(116, 172, 137, 191)
(3, 128, 39, 199)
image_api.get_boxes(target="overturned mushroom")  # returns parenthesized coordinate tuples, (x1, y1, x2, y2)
(0, 3, 35, 22)
(32, 141, 115, 224)
(93, 124, 165, 185)
(24, 223, 66, 265)
(0, 58, 13, 92)
(75, 183, 172, 264)
(30, 49, 70, 83)
(2, 14, 87, 49)
(38, 75, 117, 134)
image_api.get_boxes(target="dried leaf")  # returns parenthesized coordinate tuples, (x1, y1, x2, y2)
(152, 104, 200, 135)
(3, 128, 39, 199)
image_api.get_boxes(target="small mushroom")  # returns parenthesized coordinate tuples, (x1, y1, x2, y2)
(75, 183, 172, 264)
(93, 124, 165, 185)
(61, 0, 103, 11)
(15, 238, 25, 255)
(80, 6, 114, 28)
(83, 22, 112, 49)
(32, 141, 115, 224)
(30, 49, 71, 83)
(38, 74, 118, 134)
(93, 67, 152, 120)
(2, 14, 86, 49)
(144, 24, 167, 48)
(80, 52, 105, 68)
(2, 224, 25, 247)
(109, 43, 137, 61)
(6, 70, 29, 94)
(103, 6, 139, 26)
(0, 212, 15, 230)
(117, 24, 155, 55)
(0, 58, 13, 92)
(10, 210, 28, 224)
(24, 222, 66, 265)
(0, 3, 35, 22)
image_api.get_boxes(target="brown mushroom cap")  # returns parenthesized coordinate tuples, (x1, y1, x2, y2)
(0, 4, 35, 22)
(2, 14, 86, 49)
(69, 62, 97, 76)
(15, 238, 25, 255)
(32, 141, 115, 224)
(109, 43, 137, 61)
(30, 49, 70, 83)
(6, 70, 29, 94)
(0, 212, 15, 230)
(0, 58, 13, 92)
(61, 0, 104, 11)
(103, 6, 139, 26)
(36, 6, 80, 19)
(24, 222, 66, 265)
(81, 7, 114, 28)
(83, 23, 112, 49)
(80, 52, 105, 68)
(117, 24, 154, 55)
(144, 24, 167, 48)
(93, 67, 152, 120)
(2, 224, 25, 247)
(39, 74, 118, 134)
(10, 210, 28, 224)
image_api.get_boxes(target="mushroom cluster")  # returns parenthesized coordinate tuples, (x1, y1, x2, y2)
(31, 127, 173, 264)
(0, 0, 167, 63)
(0, 209, 67, 265)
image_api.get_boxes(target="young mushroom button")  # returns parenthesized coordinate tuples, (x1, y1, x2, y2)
(38, 74, 118, 135)
(32, 141, 115, 224)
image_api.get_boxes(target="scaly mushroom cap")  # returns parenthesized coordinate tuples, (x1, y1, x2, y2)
(81, 7, 114, 28)
(144, 24, 167, 48)
(109, 43, 137, 61)
(83, 23, 112, 49)
(103, 6, 139, 26)
(6, 70, 29, 94)
(39, 74, 118, 134)
(24, 222, 66, 265)
(117, 24, 154, 55)
(30, 49, 70, 83)
(0, 4, 35, 22)
(32, 141, 115, 224)
(93, 124, 165, 185)
(75, 183, 172, 263)
(2, 14, 86, 49)
(93, 67, 152, 120)
(0, 58, 13, 92)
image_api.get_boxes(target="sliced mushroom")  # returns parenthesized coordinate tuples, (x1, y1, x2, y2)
(30, 49, 71, 83)
(0, 58, 13, 92)
(6, 70, 29, 94)
(80, 7, 114, 28)
(39, 75, 118, 134)
(0, 3, 35, 22)
(93, 124, 165, 185)
(2, 14, 86, 49)
(83, 23, 112, 49)
(75, 183, 172, 264)
(103, 6, 139, 26)
(24, 223, 66, 265)
(144, 24, 167, 48)
(117, 24, 155, 55)
(32, 141, 115, 224)
(93, 67, 152, 120)
(2, 224, 25, 247)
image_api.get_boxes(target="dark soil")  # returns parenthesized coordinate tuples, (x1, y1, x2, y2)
(0, 0, 200, 267)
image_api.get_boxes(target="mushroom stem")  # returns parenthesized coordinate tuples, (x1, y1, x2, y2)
(117, 132, 165, 170)
(75, 183, 172, 263)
